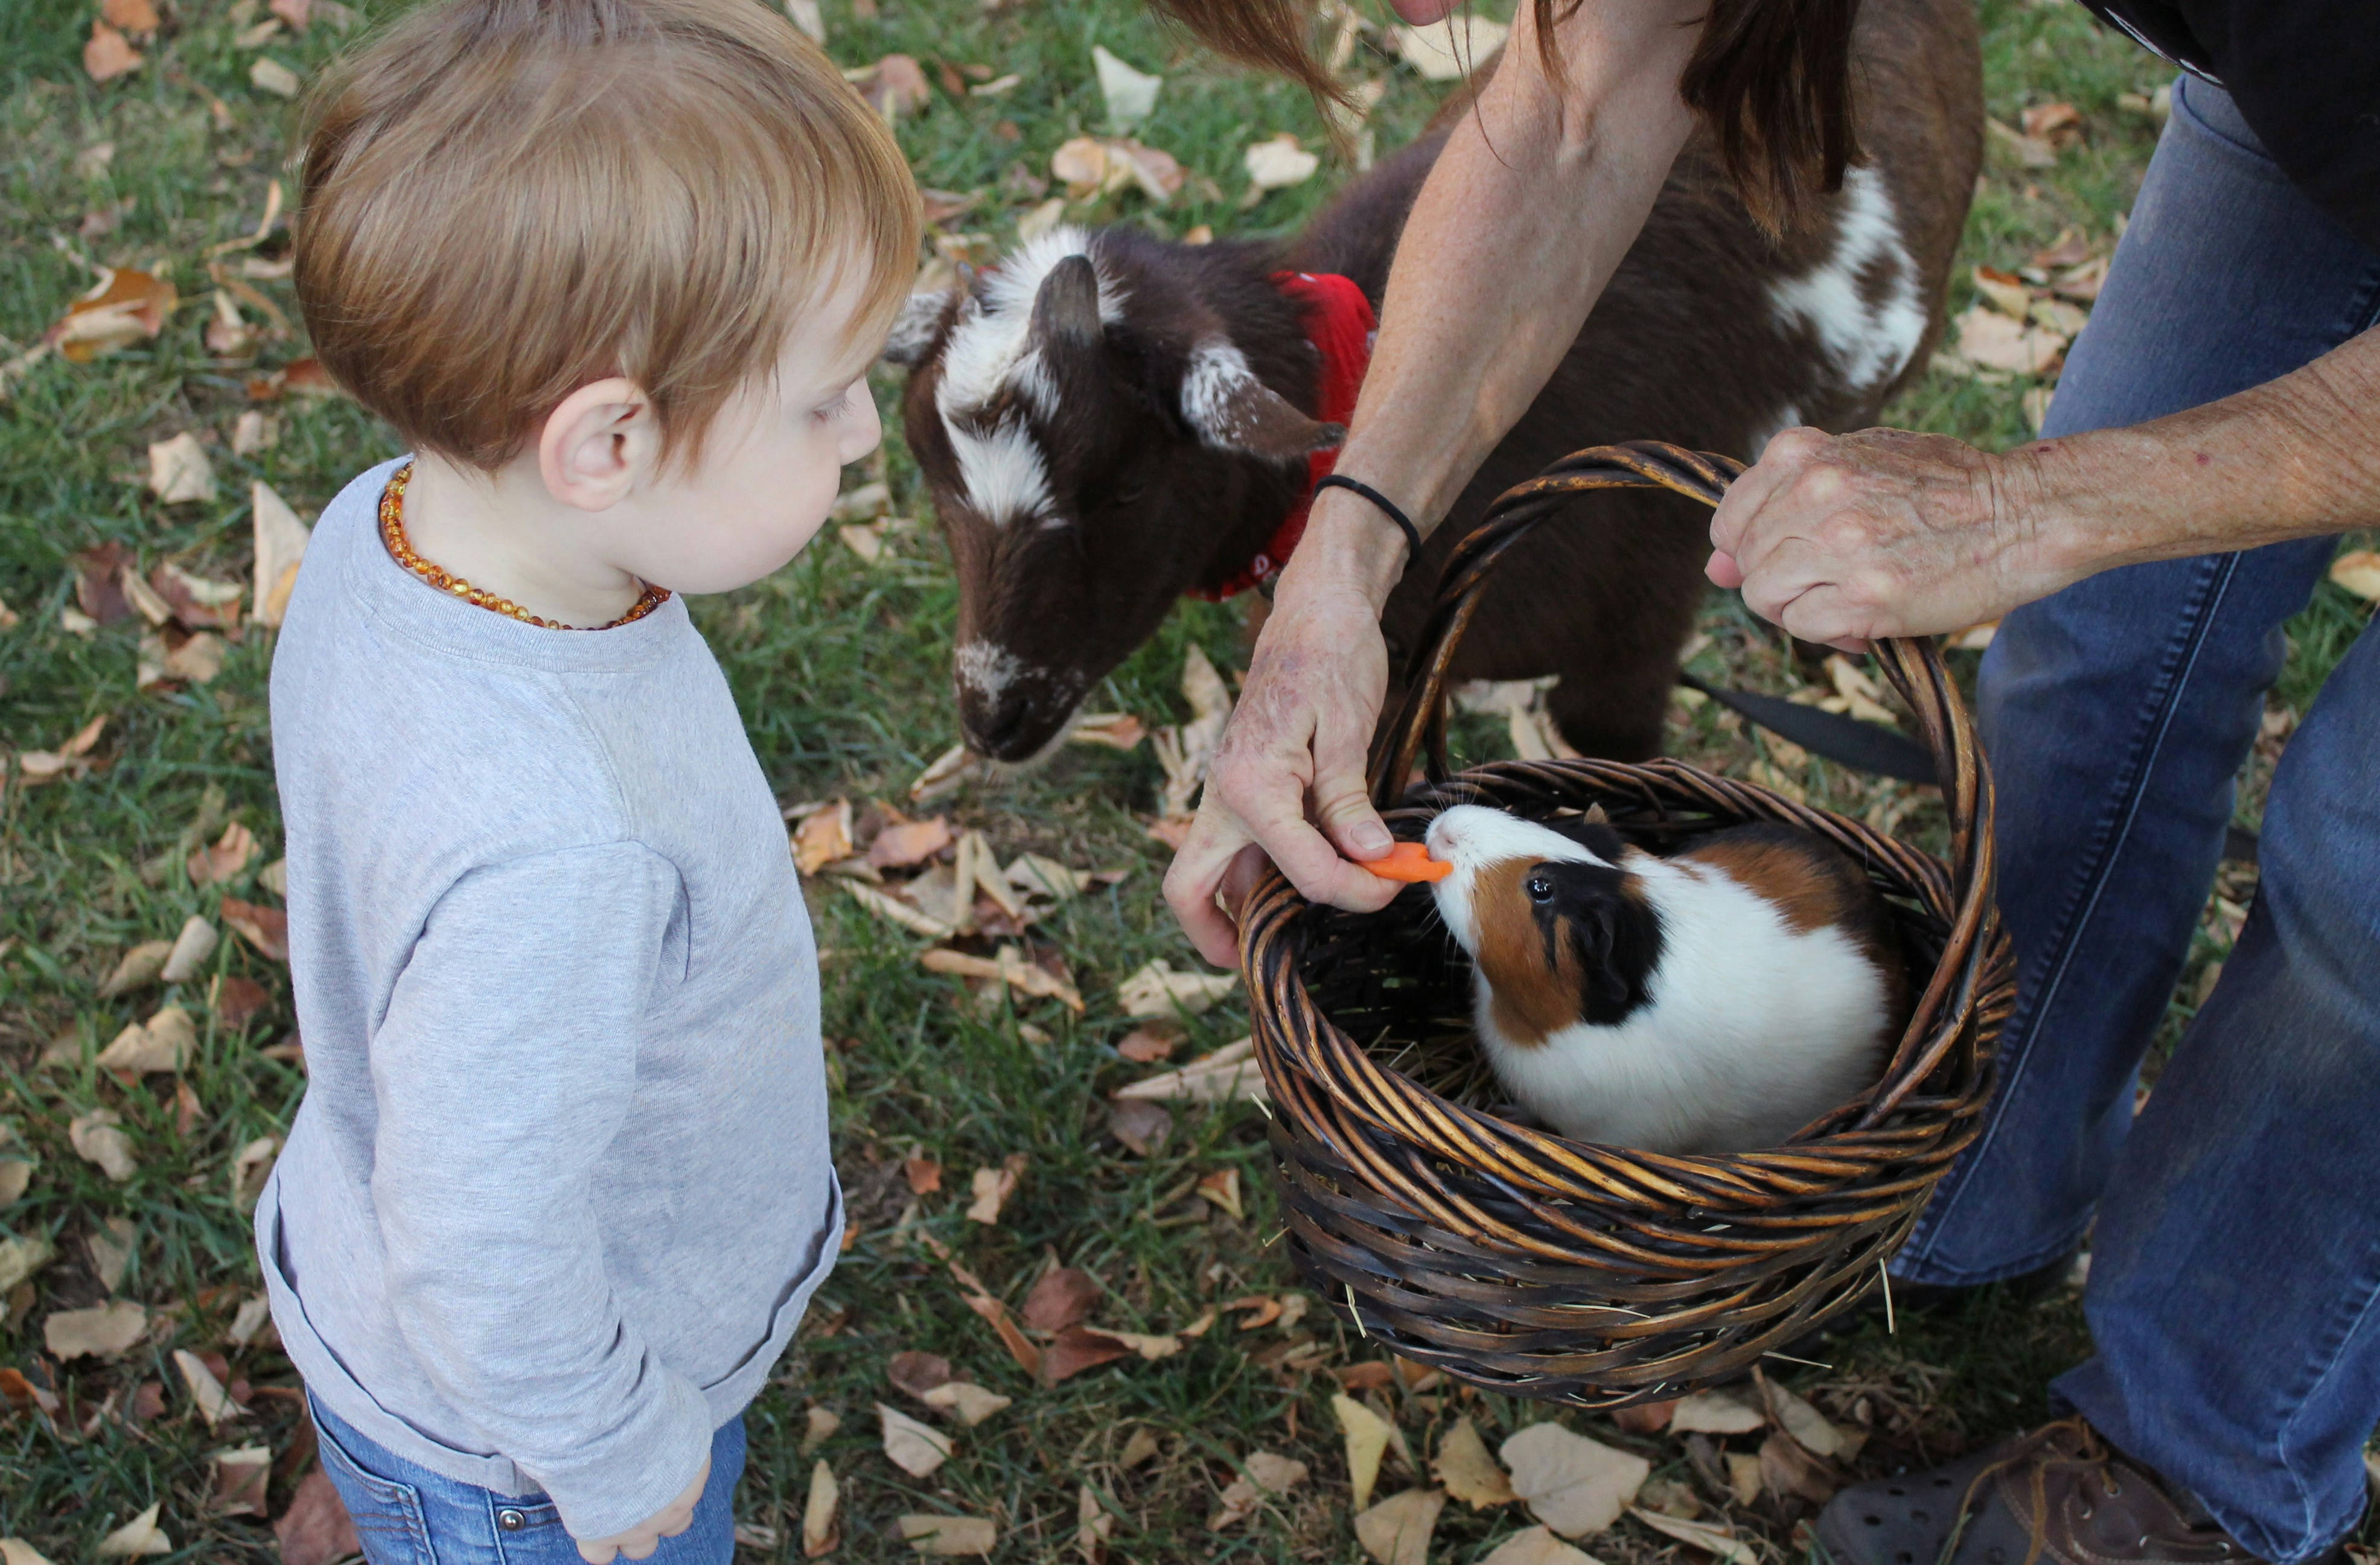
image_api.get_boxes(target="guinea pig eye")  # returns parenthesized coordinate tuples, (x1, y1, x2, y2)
(1526, 875, 1554, 903)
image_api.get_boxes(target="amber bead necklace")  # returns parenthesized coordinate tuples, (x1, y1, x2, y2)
(377, 461, 670, 632)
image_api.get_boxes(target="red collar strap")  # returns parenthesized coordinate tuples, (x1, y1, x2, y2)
(1188, 271, 1376, 601)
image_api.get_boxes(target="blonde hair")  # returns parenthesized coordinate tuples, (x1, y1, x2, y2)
(293, 0, 920, 471)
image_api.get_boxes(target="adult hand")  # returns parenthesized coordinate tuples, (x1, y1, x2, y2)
(1163, 546, 1403, 969)
(1706, 427, 2064, 648)
(573, 1458, 708, 1564)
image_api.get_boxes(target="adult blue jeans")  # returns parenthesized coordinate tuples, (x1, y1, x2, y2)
(1885, 75, 2380, 1562)
(308, 1391, 747, 1565)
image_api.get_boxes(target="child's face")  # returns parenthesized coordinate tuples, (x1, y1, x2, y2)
(612, 295, 886, 596)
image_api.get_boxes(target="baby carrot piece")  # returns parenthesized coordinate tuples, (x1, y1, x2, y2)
(1365, 841, 1452, 883)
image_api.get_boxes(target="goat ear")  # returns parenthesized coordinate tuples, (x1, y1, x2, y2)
(1030, 253, 1104, 351)
(883, 290, 957, 367)
(1179, 340, 1343, 461)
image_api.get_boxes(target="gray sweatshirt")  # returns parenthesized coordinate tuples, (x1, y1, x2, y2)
(258, 456, 840, 1538)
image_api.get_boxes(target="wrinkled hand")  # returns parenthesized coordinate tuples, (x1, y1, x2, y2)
(1708, 427, 2054, 649)
(574, 1458, 708, 1564)
(1162, 576, 1402, 967)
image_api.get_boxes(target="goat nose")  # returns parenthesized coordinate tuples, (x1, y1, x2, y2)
(966, 690, 1036, 757)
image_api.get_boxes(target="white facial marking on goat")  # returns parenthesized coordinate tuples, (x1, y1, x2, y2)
(931, 227, 1126, 526)
(1768, 166, 1927, 394)
(954, 640, 1030, 703)
(1179, 340, 1265, 449)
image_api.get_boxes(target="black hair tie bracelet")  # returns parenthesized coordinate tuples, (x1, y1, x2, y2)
(1312, 474, 1423, 568)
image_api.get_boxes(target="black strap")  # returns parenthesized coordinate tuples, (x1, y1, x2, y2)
(1313, 474, 1423, 567)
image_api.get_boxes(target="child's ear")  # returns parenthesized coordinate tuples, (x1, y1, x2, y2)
(537, 377, 657, 512)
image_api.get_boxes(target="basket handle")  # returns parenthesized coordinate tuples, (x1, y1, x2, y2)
(1365, 441, 1997, 1124)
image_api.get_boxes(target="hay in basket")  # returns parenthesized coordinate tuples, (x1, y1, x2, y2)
(1237, 443, 2015, 1407)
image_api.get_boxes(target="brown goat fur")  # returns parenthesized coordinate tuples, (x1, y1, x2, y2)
(886, 0, 1980, 764)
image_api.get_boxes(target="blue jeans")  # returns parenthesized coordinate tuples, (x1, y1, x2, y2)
(308, 1391, 747, 1565)
(1887, 77, 2380, 1561)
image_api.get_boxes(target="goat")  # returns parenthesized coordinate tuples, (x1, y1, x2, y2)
(885, 0, 1980, 765)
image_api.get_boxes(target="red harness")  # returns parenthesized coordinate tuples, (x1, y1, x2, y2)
(1187, 271, 1376, 601)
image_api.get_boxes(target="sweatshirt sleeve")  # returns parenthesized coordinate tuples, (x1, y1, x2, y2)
(366, 841, 710, 1540)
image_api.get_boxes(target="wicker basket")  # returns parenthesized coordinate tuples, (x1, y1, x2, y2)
(1239, 442, 2015, 1406)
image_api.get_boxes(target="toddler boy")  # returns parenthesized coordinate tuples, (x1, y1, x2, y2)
(257, 1, 917, 1557)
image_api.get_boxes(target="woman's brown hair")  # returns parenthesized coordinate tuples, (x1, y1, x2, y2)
(1148, 0, 1862, 231)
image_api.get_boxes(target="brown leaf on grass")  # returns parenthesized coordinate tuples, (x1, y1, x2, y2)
(220, 898, 288, 960)
(1333, 1392, 1395, 1511)
(269, 0, 313, 28)
(1, 1366, 61, 1415)
(0, 1233, 53, 1292)
(148, 432, 218, 503)
(852, 54, 931, 117)
(1355, 1488, 1446, 1565)
(887, 1350, 954, 1401)
(176, 1347, 246, 1429)
(878, 1402, 954, 1476)
(1756, 1370, 1849, 1457)
(74, 543, 135, 625)
(1023, 1266, 1102, 1333)
(1114, 1025, 1178, 1063)
(1482, 1526, 1603, 1565)
(231, 1136, 279, 1209)
(103, 0, 162, 31)
(1501, 1423, 1648, 1538)
(1068, 712, 1146, 750)
(1335, 1361, 1395, 1392)
(903, 1155, 943, 1195)
(1113, 1037, 1262, 1103)
(802, 1406, 841, 1454)
(1105, 1099, 1171, 1156)
(895, 1515, 996, 1556)
(1628, 1508, 1759, 1565)
(1759, 1430, 1837, 1503)
(1986, 117, 2058, 168)
(1041, 1324, 1135, 1384)
(1970, 265, 2032, 319)
(870, 816, 954, 869)
(70, 1110, 138, 1181)
(274, 1471, 360, 1565)
(94, 1505, 171, 1558)
(1225, 1295, 1283, 1331)
(83, 21, 144, 82)
(45, 1299, 147, 1358)
(2021, 100, 2083, 148)
(1612, 1398, 1677, 1435)
(962, 1291, 1041, 1379)
(96, 1004, 196, 1075)
(1196, 1168, 1243, 1220)
(153, 564, 246, 630)
(251, 480, 313, 628)
(100, 940, 174, 998)
(1210, 1452, 1307, 1529)
(213, 976, 271, 1031)
(802, 1461, 839, 1557)
(2330, 549, 2380, 602)
(16, 712, 109, 785)
(1434, 1417, 1517, 1507)
(965, 1153, 1027, 1224)
(162, 916, 219, 983)
(920, 1380, 1011, 1425)
(1668, 1388, 1766, 1435)
(792, 800, 855, 875)
(212, 1445, 272, 1516)
(1076, 1485, 1114, 1564)
(190, 822, 260, 886)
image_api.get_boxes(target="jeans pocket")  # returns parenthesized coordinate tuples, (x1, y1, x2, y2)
(310, 1410, 439, 1565)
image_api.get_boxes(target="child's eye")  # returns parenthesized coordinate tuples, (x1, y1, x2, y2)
(809, 384, 855, 425)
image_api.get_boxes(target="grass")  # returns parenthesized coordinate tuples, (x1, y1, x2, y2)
(1, 0, 2373, 1558)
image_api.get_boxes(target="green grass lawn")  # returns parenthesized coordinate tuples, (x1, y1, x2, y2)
(2, 0, 2372, 1558)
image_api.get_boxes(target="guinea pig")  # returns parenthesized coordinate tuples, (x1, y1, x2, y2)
(1423, 803, 1909, 1155)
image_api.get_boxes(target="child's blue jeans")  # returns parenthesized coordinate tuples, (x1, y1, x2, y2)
(1887, 75, 2380, 1563)
(308, 1391, 747, 1565)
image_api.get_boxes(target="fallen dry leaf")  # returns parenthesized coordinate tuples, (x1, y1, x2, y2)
(213, 975, 272, 1031)
(250, 57, 303, 96)
(150, 433, 217, 504)
(1482, 1526, 1603, 1565)
(83, 21, 144, 82)
(1987, 116, 2058, 168)
(1091, 44, 1161, 130)
(2329, 549, 2380, 602)
(853, 53, 931, 117)
(2021, 100, 2084, 148)
(274, 1471, 361, 1565)
(1114, 1025, 1177, 1063)
(100, 939, 174, 998)
(1612, 1399, 1677, 1435)
(1355, 1489, 1446, 1565)
(70, 1110, 139, 1181)
(1502, 1423, 1648, 1538)
(1435, 1417, 1517, 1507)
(887, 1350, 954, 1401)
(904, 1154, 943, 1195)
(175, 1348, 244, 1430)
(1210, 1452, 1307, 1529)
(920, 1380, 1010, 1425)
(1953, 307, 2064, 375)
(1628, 1508, 1758, 1565)
(1070, 712, 1146, 750)
(1106, 1099, 1171, 1156)
(251, 480, 311, 626)
(1725, 1450, 1764, 1505)
(1085, 1325, 1181, 1361)
(803, 1406, 843, 1454)
(878, 1401, 954, 1477)
(895, 1515, 997, 1557)
(1023, 1266, 1102, 1333)
(1114, 1037, 1263, 1103)
(1196, 1168, 1243, 1220)
(1759, 1430, 1836, 1503)
(844, 880, 954, 939)
(1391, 14, 1505, 78)
(0, 1543, 57, 1565)
(1669, 1388, 1766, 1435)
(966, 1153, 1026, 1224)
(220, 898, 289, 961)
(190, 822, 259, 886)
(226, 1294, 273, 1346)
(1333, 1392, 1394, 1511)
(793, 800, 855, 875)
(1758, 1371, 1848, 1457)
(231, 1135, 279, 1209)
(803, 1461, 839, 1557)
(1042, 1324, 1137, 1384)
(1152, 642, 1234, 817)
(1117, 960, 1238, 1019)
(96, 1005, 196, 1075)
(1970, 265, 2032, 319)
(871, 816, 954, 869)
(104, 0, 161, 30)
(0, 1234, 54, 1294)
(960, 1290, 1041, 1379)
(46, 1299, 147, 1359)
(1076, 1485, 1114, 1564)
(162, 916, 219, 984)
(95, 1505, 171, 1559)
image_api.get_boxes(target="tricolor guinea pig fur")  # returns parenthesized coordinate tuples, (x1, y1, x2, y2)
(1424, 805, 1909, 1155)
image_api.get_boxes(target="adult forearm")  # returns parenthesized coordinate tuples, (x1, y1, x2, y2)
(2014, 326, 2380, 582)
(1295, 0, 1702, 610)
